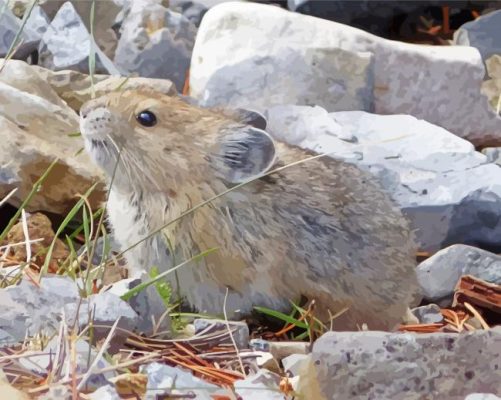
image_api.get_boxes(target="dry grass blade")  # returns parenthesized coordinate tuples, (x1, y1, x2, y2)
(223, 287, 245, 376)
(463, 302, 490, 330)
(76, 317, 121, 390)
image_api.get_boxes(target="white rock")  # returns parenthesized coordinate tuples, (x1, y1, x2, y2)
(266, 105, 501, 252)
(190, 1, 501, 146)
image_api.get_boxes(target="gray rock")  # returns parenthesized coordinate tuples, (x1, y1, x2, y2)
(170, 0, 209, 26)
(77, 234, 122, 266)
(282, 353, 309, 376)
(482, 147, 501, 165)
(38, 1, 120, 74)
(194, 318, 249, 349)
(411, 304, 444, 324)
(191, 2, 501, 146)
(269, 341, 309, 362)
(0, 329, 16, 347)
(106, 276, 172, 336)
(454, 10, 501, 66)
(417, 244, 501, 302)
(0, 276, 80, 342)
(19, 337, 114, 390)
(64, 291, 139, 351)
(265, 105, 501, 252)
(87, 384, 121, 400)
(303, 328, 501, 399)
(234, 369, 283, 400)
(0, 0, 40, 61)
(141, 362, 220, 400)
(25, 5, 50, 38)
(114, 3, 197, 91)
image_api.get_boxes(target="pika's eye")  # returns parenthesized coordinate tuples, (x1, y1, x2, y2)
(136, 110, 157, 127)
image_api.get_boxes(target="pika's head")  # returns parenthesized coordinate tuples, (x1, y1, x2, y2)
(79, 89, 276, 194)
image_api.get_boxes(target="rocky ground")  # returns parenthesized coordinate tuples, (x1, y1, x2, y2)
(1, 0, 501, 399)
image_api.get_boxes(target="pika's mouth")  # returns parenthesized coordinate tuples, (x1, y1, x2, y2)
(90, 138, 109, 150)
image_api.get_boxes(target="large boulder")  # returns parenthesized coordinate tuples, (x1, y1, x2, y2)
(190, 2, 501, 146)
(300, 328, 501, 399)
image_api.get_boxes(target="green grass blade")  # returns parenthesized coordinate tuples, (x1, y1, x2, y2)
(0, 158, 58, 244)
(120, 248, 218, 302)
(149, 266, 172, 309)
(38, 182, 99, 281)
(253, 306, 308, 329)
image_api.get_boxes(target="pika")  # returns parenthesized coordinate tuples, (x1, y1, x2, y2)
(79, 89, 419, 330)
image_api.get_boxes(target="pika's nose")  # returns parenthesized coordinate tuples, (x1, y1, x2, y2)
(80, 97, 107, 119)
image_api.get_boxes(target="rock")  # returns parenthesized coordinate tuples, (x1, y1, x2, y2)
(454, 9, 501, 66)
(234, 369, 284, 400)
(170, 0, 209, 26)
(255, 351, 280, 373)
(249, 338, 270, 352)
(141, 362, 220, 400)
(19, 337, 114, 390)
(0, 276, 79, 343)
(194, 318, 249, 349)
(190, 2, 501, 146)
(25, 6, 50, 38)
(268, 341, 309, 362)
(411, 304, 444, 324)
(465, 395, 501, 400)
(282, 353, 309, 376)
(0, 0, 40, 62)
(88, 385, 121, 400)
(482, 146, 501, 165)
(481, 54, 501, 115)
(302, 328, 501, 399)
(265, 105, 501, 252)
(416, 244, 501, 302)
(6, 212, 69, 270)
(114, 2, 197, 91)
(38, 386, 72, 400)
(0, 329, 16, 347)
(40, 0, 123, 59)
(0, 60, 106, 215)
(64, 291, 139, 352)
(31, 66, 176, 111)
(106, 277, 172, 335)
(38, 2, 121, 75)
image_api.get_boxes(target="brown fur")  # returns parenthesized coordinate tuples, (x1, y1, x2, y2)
(80, 89, 420, 330)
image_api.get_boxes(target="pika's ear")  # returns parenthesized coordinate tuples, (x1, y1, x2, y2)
(212, 127, 276, 184)
(225, 108, 267, 130)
